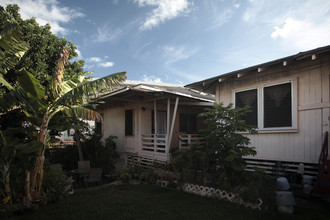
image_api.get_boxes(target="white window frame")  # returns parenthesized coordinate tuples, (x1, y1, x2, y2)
(233, 77, 298, 133)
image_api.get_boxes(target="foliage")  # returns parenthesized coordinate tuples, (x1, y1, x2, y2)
(0, 4, 88, 88)
(82, 134, 119, 174)
(0, 4, 126, 203)
(170, 145, 206, 171)
(139, 169, 154, 182)
(196, 103, 277, 207)
(238, 168, 277, 209)
(198, 103, 257, 179)
(46, 145, 79, 171)
(0, 129, 41, 203)
(42, 167, 67, 202)
(119, 168, 133, 182)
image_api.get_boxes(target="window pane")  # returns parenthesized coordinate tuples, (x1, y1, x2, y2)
(264, 83, 292, 128)
(179, 113, 197, 133)
(179, 114, 189, 132)
(125, 109, 134, 135)
(235, 89, 258, 126)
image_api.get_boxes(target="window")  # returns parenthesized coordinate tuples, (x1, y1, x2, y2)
(95, 113, 104, 135)
(233, 80, 295, 131)
(151, 111, 167, 134)
(235, 89, 258, 126)
(264, 82, 292, 128)
(125, 109, 134, 136)
(179, 113, 197, 133)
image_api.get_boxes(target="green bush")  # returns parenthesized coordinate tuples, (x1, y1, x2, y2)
(236, 168, 276, 209)
(198, 103, 257, 176)
(42, 167, 67, 202)
(82, 134, 119, 174)
(47, 145, 79, 170)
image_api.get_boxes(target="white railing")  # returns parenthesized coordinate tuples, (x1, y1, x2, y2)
(179, 134, 204, 149)
(142, 134, 168, 153)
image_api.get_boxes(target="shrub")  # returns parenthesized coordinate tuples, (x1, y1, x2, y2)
(198, 103, 257, 180)
(42, 167, 67, 202)
(82, 134, 119, 174)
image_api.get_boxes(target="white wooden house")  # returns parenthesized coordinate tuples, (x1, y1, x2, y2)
(96, 81, 214, 164)
(186, 45, 330, 176)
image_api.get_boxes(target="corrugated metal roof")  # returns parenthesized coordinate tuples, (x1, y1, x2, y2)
(95, 81, 215, 109)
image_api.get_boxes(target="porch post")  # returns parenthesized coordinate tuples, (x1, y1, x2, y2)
(167, 98, 170, 140)
(168, 97, 179, 153)
(154, 100, 157, 152)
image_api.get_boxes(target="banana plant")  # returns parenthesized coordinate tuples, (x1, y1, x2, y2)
(0, 23, 29, 91)
(0, 48, 126, 201)
(0, 129, 42, 203)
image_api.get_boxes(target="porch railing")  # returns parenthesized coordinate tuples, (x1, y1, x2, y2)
(142, 134, 168, 154)
(179, 134, 204, 149)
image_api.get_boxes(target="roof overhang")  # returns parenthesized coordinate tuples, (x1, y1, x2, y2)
(95, 83, 215, 109)
(185, 45, 330, 94)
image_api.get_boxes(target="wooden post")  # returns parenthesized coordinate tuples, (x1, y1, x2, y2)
(168, 97, 179, 153)
(167, 98, 170, 148)
(154, 100, 157, 152)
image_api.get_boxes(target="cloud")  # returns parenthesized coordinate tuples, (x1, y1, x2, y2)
(94, 24, 122, 42)
(140, 74, 162, 82)
(243, 0, 330, 51)
(207, 8, 233, 30)
(271, 18, 330, 51)
(98, 61, 114, 68)
(85, 56, 114, 68)
(1, 0, 84, 35)
(162, 45, 198, 65)
(134, 0, 191, 30)
(88, 57, 102, 63)
(204, 0, 240, 30)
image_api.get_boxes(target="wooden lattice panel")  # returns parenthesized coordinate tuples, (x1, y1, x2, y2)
(182, 183, 263, 210)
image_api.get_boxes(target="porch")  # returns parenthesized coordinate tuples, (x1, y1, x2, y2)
(141, 133, 204, 153)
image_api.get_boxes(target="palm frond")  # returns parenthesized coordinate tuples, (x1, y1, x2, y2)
(16, 69, 45, 100)
(0, 23, 29, 75)
(49, 47, 69, 99)
(55, 71, 126, 106)
(56, 105, 103, 122)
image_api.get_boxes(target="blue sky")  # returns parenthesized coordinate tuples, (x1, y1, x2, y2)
(2, 0, 330, 84)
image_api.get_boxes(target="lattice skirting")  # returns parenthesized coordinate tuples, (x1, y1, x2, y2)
(182, 183, 263, 210)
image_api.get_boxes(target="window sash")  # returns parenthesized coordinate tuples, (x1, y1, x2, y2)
(125, 109, 134, 136)
(235, 89, 258, 126)
(263, 82, 292, 128)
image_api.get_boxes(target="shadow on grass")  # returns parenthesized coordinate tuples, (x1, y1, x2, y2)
(8, 184, 330, 220)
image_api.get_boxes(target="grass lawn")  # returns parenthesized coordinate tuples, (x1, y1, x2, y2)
(8, 184, 330, 220)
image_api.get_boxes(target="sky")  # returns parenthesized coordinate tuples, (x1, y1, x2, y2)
(1, 0, 330, 85)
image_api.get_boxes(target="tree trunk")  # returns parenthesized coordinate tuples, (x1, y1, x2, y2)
(1, 164, 11, 204)
(74, 129, 84, 161)
(29, 114, 48, 201)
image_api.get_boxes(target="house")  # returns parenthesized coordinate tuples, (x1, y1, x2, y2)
(186, 45, 330, 177)
(96, 81, 215, 165)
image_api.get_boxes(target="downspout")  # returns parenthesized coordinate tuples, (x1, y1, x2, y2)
(168, 97, 179, 154)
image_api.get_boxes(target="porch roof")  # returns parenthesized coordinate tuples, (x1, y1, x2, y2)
(95, 81, 215, 109)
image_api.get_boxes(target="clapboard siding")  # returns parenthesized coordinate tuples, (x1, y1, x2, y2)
(216, 53, 330, 164)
